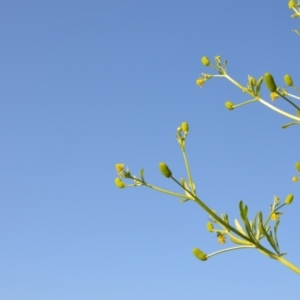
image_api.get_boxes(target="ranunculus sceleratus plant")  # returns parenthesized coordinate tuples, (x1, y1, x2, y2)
(114, 2, 300, 275)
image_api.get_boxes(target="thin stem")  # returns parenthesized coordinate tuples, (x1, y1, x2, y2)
(277, 91, 300, 111)
(224, 74, 253, 96)
(207, 245, 255, 258)
(234, 98, 257, 108)
(132, 177, 191, 199)
(292, 85, 300, 94)
(287, 92, 300, 101)
(258, 98, 300, 122)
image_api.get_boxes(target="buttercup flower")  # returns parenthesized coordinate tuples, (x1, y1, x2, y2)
(196, 77, 205, 87)
(271, 213, 280, 220)
(217, 233, 226, 244)
(116, 163, 124, 174)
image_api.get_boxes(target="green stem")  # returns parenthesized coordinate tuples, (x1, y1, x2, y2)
(234, 99, 257, 108)
(133, 177, 191, 199)
(224, 74, 253, 96)
(276, 91, 300, 111)
(258, 248, 300, 275)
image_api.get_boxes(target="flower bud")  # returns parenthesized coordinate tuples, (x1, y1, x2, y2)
(285, 194, 294, 205)
(225, 101, 234, 110)
(201, 56, 210, 66)
(192, 248, 207, 261)
(115, 177, 125, 188)
(181, 122, 189, 132)
(264, 73, 277, 93)
(206, 222, 214, 232)
(295, 162, 300, 172)
(292, 176, 299, 183)
(289, 0, 296, 8)
(284, 74, 293, 86)
(159, 162, 172, 178)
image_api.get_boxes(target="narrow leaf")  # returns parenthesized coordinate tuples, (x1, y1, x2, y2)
(234, 219, 246, 235)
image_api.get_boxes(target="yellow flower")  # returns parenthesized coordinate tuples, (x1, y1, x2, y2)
(217, 233, 226, 244)
(271, 213, 280, 220)
(116, 163, 124, 174)
(292, 176, 299, 183)
(196, 77, 205, 87)
(270, 92, 279, 101)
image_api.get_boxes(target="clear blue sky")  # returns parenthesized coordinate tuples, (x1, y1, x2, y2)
(1, 1, 300, 299)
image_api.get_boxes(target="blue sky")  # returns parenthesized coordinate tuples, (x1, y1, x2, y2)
(1, 0, 300, 299)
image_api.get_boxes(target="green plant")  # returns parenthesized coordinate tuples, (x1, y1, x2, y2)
(114, 2, 300, 275)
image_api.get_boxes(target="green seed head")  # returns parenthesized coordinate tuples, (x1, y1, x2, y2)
(285, 194, 294, 205)
(284, 74, 293, 86)
(296, 162, 300, 172)
(201, 56, 210, 66)
(289, 0, 296, 8)
(225, 101, 234, 110)
(192, 248, 207, 261)
(159, 162, 172, 178)
(181, 121, 189, 133)
(115, 177, 125, 188)
(264, 73, 277, 93)
(206, 222, 214, 232)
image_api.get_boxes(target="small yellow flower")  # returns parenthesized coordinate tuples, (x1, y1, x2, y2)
(292, 176, 299, 183)
(217, 233, 226, 244)
(196, 77, 205, 87)
(271, 213, 280, 220)
(270, 92, 279, 101)
(116, 163, 124, 174)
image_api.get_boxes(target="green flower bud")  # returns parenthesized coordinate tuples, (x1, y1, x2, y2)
(285, 194, 294, 205)
(206, 222, 214, 232)
(159, 162, 172, 178)
(264, 73, 277, 93)
(201, 56, 210, 66)
(295, 162, 300, 172)
(115, 177, 125, 188)
(192, 248, 207, 261)
(289, 0, 296, 8)
(225, 101, 234, 110)
(181, 121, 189, 132)
(284, 74, 293, 86)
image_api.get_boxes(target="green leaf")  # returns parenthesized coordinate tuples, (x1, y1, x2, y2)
(140, 169, 145, 182)
(258, 212, 279, 254)
(234, 219, 246, 235)
(239, 201, 246, 221)
(239, 202, 257, 243)
(281, 121, 300, 129)
(255, 76, 264, 95)
(274, 220, 281, 254)
(222, 213, 229, 225)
